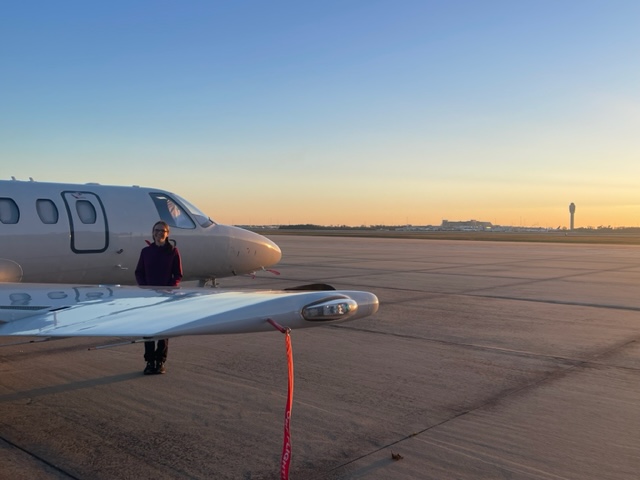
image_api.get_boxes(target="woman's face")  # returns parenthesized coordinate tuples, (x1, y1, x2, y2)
(153, 223, 169, 245)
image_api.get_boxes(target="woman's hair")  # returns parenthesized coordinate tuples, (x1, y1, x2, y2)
(153, 221, 175, 252)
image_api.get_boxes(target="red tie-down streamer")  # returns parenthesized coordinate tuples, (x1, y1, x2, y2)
(268, 319, 294, 480)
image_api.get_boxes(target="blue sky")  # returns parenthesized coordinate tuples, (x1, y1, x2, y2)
(2, 1, 639, 227)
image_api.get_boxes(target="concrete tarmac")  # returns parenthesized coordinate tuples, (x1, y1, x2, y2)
(1, 235, 639, 479)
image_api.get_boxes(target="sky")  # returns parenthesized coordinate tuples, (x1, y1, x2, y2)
(2, 1, 639, 228)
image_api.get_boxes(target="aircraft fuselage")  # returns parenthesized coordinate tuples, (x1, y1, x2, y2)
(0, 179, 281, 284)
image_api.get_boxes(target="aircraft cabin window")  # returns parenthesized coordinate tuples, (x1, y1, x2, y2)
(75, 200, 97, 224)
(0, 198, 20, 224)
(150, 193, 196, 229)
(36, 199, 59, 224)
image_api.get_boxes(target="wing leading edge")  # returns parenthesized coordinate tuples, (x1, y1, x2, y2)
(0, 284, 379, 339)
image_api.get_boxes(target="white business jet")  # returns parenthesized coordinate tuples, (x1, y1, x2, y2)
(0, 179, 379, 343)
(0, 178, 281, 284)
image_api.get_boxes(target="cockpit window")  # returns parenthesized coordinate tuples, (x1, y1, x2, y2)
(149, 193, 196, 229)
(173, 194, 215, 228)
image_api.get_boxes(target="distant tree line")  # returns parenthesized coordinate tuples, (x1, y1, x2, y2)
(276, 224, 640, 233)
(279, 224, 363, 230)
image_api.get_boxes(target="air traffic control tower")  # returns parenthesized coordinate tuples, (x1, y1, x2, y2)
(569, 202, 576, 230)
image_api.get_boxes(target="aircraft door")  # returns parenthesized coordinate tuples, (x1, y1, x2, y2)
(62, 191, 109, 253)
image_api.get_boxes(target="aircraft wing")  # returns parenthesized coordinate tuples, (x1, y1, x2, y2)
(0, 284, 379, 339)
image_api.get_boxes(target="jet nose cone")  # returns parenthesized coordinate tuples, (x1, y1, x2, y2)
(261, 235, 282, 266)
(229, 227, 282, 272)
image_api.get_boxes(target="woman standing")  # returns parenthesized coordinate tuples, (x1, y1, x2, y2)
(135, 221, 183, 374)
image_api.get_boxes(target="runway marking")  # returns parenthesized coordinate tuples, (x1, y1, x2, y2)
(336, 324, 640, 372)
(0, 372, 141, 404)
(464, 293, 640, 313)
(0, 435, 81, 479)
(322, 331, 640, 477)
(414, 436, 573, 480)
